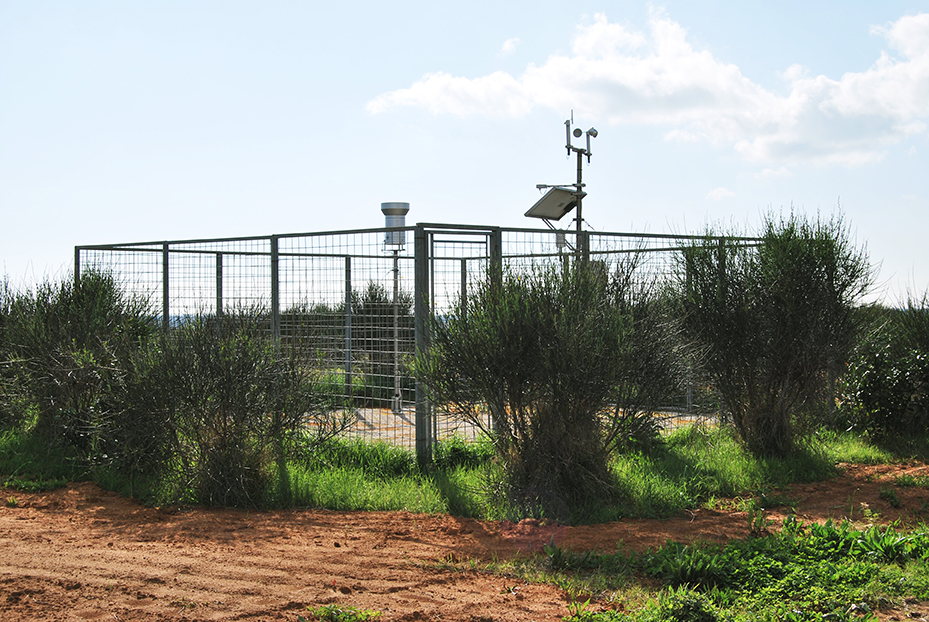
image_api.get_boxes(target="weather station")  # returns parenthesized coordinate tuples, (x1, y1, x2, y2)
(525, 114, 598, 258)
(381, 201, 409, 416)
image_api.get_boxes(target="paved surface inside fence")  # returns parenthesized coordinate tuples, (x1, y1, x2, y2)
(339, 408, 715, 450)
(345, 407, 488, 449)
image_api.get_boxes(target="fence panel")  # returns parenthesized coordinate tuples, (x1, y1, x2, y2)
(77, 224, 758, 456)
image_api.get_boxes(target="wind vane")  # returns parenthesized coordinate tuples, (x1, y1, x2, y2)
(525, 113, 598, 237)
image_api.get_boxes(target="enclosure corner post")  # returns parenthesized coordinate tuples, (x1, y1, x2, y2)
(489, 227, 503, 288)
(73, 246, 81, 288)
(414, 224, 433, 464)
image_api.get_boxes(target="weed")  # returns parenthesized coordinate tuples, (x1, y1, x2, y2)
(851, 525, 917, 564)
(859, 502, 881, 521)
(567, 598, 593, 617)
(302, 603, 381, 621)
(3, 476, 68, 492)
(747, 507, 773, 536)
(894, 473, 929, 488)
(170, 597, 197, 610)
(642, 585, 721, 622)
(641, 541, 733, 588)
(879, 487, 902, 508)
(6, 496, 17, 507)
(564, 598, 632, 622)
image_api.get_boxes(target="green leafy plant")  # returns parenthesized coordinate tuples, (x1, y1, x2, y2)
(747, 507, 773, 536)
(639, 585, 722, 622)
(851, 525, 916, 564)
(641, 541, 734, 589)
(301, 603, 381, 622)
(893, 474, 929, 488)
(563, 598, 632, 622)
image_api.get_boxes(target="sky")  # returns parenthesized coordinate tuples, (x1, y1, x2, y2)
(2, 1, 929, 304)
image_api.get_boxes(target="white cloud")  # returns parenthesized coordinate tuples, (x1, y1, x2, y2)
(499, 37, 520, 57)
(367, 11, 929, 166)
(366, 71, 531, 117)
(706, 187, 736, 201)
(757, 167, 793, 179)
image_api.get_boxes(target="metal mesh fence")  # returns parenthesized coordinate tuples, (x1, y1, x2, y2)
(76, 223, 757, 454)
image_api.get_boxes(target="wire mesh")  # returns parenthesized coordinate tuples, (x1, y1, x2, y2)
(76, 224, 758, 451)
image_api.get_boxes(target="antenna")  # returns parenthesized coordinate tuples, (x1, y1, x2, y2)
(527, 114, 599, 253)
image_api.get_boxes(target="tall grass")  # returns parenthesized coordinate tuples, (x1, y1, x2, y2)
(288, 465, 447, 513)
(288, 435, 494, 517)
(598, 425, 839, 521)
(0, 428, 82, 488)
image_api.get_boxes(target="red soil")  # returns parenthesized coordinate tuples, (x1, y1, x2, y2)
(2, 462, 929, 621)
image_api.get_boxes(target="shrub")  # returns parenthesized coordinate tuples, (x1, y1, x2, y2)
(0, 271, 155, 450)
(0, 277, 30, 431)
(841, 292, 929, 445)
(133, 311, 350, 507)
(417, 259, 687, 519)
(679, 212, 871, 457)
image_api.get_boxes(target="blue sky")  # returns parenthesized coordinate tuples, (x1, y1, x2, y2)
(2, 1, 928, 303)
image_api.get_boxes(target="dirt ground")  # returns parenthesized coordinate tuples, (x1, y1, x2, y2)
(3, 463, 929, 622)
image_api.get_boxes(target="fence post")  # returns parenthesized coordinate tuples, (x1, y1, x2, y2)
(489, 227, 503, 286)
(271, 236, 280, 347)
(73, 247, 81, 288)
(716, 237, 727, 305)
(215, 252, 224, 321)
(460, 258, 468, 322)
(162, 242, 170, 334)
(578, 230, 590, 263)
(344, 256, 353, 401)
(414, 224, 432, 464)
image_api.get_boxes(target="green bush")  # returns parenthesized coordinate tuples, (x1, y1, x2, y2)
(842, 293, 929, 445)
(679, 212, 871, 457)
(132, 311, 350, 507)
(0, 278, 30, 431)
(417, 259, 687, 519)
(0, 271, 155, 451)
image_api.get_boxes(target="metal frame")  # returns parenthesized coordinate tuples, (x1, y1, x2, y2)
(76, 222, 759, 462)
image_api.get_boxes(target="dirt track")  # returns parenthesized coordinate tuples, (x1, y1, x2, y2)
(2, 463, 929, 621)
